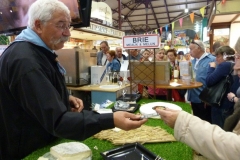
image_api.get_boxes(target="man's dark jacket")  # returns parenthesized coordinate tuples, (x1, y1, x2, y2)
(0, 42, 114, 159)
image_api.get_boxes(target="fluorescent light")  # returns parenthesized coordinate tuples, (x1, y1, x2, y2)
(184, 8, 188, 13)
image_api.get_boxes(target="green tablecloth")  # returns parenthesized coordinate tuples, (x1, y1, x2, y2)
(24, 99, 193, 160)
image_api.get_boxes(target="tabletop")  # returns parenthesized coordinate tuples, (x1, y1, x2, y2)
(67, 84, 130, 92)
(148, 79, 203, 89)
(24, 99, 193, 160)
(147, 79, 203, 101)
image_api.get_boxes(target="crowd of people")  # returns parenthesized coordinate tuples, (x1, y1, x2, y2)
(95, 38, 240, 159)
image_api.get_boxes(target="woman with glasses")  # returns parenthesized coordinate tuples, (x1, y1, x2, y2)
(206, 46, 238, 128)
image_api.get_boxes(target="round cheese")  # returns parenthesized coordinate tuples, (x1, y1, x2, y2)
(50, 142, 92, 160)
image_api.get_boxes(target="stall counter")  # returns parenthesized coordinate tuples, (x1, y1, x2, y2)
(68, 84, 130, 104)
(24, 99, 193, 160)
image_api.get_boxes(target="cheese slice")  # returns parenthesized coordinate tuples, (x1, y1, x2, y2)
(50, 142, 92, 160)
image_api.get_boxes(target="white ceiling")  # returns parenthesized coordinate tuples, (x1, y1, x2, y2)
(96, 0, 217, 33)
(70, 0, 220, 40)
(212, 14, 238, 23)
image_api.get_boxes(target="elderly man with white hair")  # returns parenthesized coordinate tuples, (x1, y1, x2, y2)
(0, 0, 147, 159)
(188, 40, 215, 123)
(115, 47, 127, 63)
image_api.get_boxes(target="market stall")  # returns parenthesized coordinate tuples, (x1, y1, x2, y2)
(24, 99, 193, 160)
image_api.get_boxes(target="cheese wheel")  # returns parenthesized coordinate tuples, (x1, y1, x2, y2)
(50, 142, 92, 160)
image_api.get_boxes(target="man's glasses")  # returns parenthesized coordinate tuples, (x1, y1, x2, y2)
(191, 40, 201, 48)
(54, 22, 72, 31)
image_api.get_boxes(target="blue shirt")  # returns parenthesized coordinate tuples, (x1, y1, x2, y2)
(107, 59, 121, 71)
(187, 54, 216, 103)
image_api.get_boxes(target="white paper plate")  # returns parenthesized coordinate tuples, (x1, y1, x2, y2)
(169, 82, 182, 87)
(140, 102, 182, 119)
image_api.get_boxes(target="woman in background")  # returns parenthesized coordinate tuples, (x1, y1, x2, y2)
(106, 50, 121, 71)
(155, 48, 167, 61)
(147, 49, 168, 100)
(167, 49, 185, 102)
(184, 53, 193, 62)
(176, 51, 185, 61)
(206, 46, 237, 128)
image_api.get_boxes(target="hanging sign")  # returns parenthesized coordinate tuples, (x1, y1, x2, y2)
(91, 2, 112, 26)
(122, 34, 160, 49)
(79, 22, 125, 38)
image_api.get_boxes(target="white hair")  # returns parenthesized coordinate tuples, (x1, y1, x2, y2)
(115, 47, 122, 51)
(194, 40, 205, 52)
(28, 0, 70, 29)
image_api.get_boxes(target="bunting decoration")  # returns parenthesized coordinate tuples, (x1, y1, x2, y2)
(189, 12, 195, 23)
(140, 2, 211, 35)
(179, 18, 183, 27)
(200, 7, 205, 18)
(172, 22, 175, 30)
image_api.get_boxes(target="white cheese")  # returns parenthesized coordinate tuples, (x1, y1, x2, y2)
(50, 142, 92, 160)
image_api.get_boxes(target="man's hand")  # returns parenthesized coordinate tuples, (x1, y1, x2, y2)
(227, 92, 236, 102)
(69, 95, 84, 112)
(155, 108, 181, 128)
(113, 111, 147, 131)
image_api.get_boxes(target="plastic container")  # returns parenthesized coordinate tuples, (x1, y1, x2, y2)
(182, 75, 191, 85)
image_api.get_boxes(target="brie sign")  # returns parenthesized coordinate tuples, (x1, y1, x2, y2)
(123, 34, 160, 49)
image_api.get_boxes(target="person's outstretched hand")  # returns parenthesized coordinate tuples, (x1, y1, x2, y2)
(155, 108, 181, 128)
(113, 111, 147, 131)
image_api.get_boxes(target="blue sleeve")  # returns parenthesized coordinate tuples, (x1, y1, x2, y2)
(112, 60, 121, 71)
(206, 62, 231, 87)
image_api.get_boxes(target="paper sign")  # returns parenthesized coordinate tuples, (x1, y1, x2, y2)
(123, 34, 159, 49)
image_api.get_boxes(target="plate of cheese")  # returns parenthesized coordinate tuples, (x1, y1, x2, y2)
(140, 102, 182, 119)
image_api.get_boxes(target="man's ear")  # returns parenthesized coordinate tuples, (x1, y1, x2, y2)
(34, 20, 43, 34)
